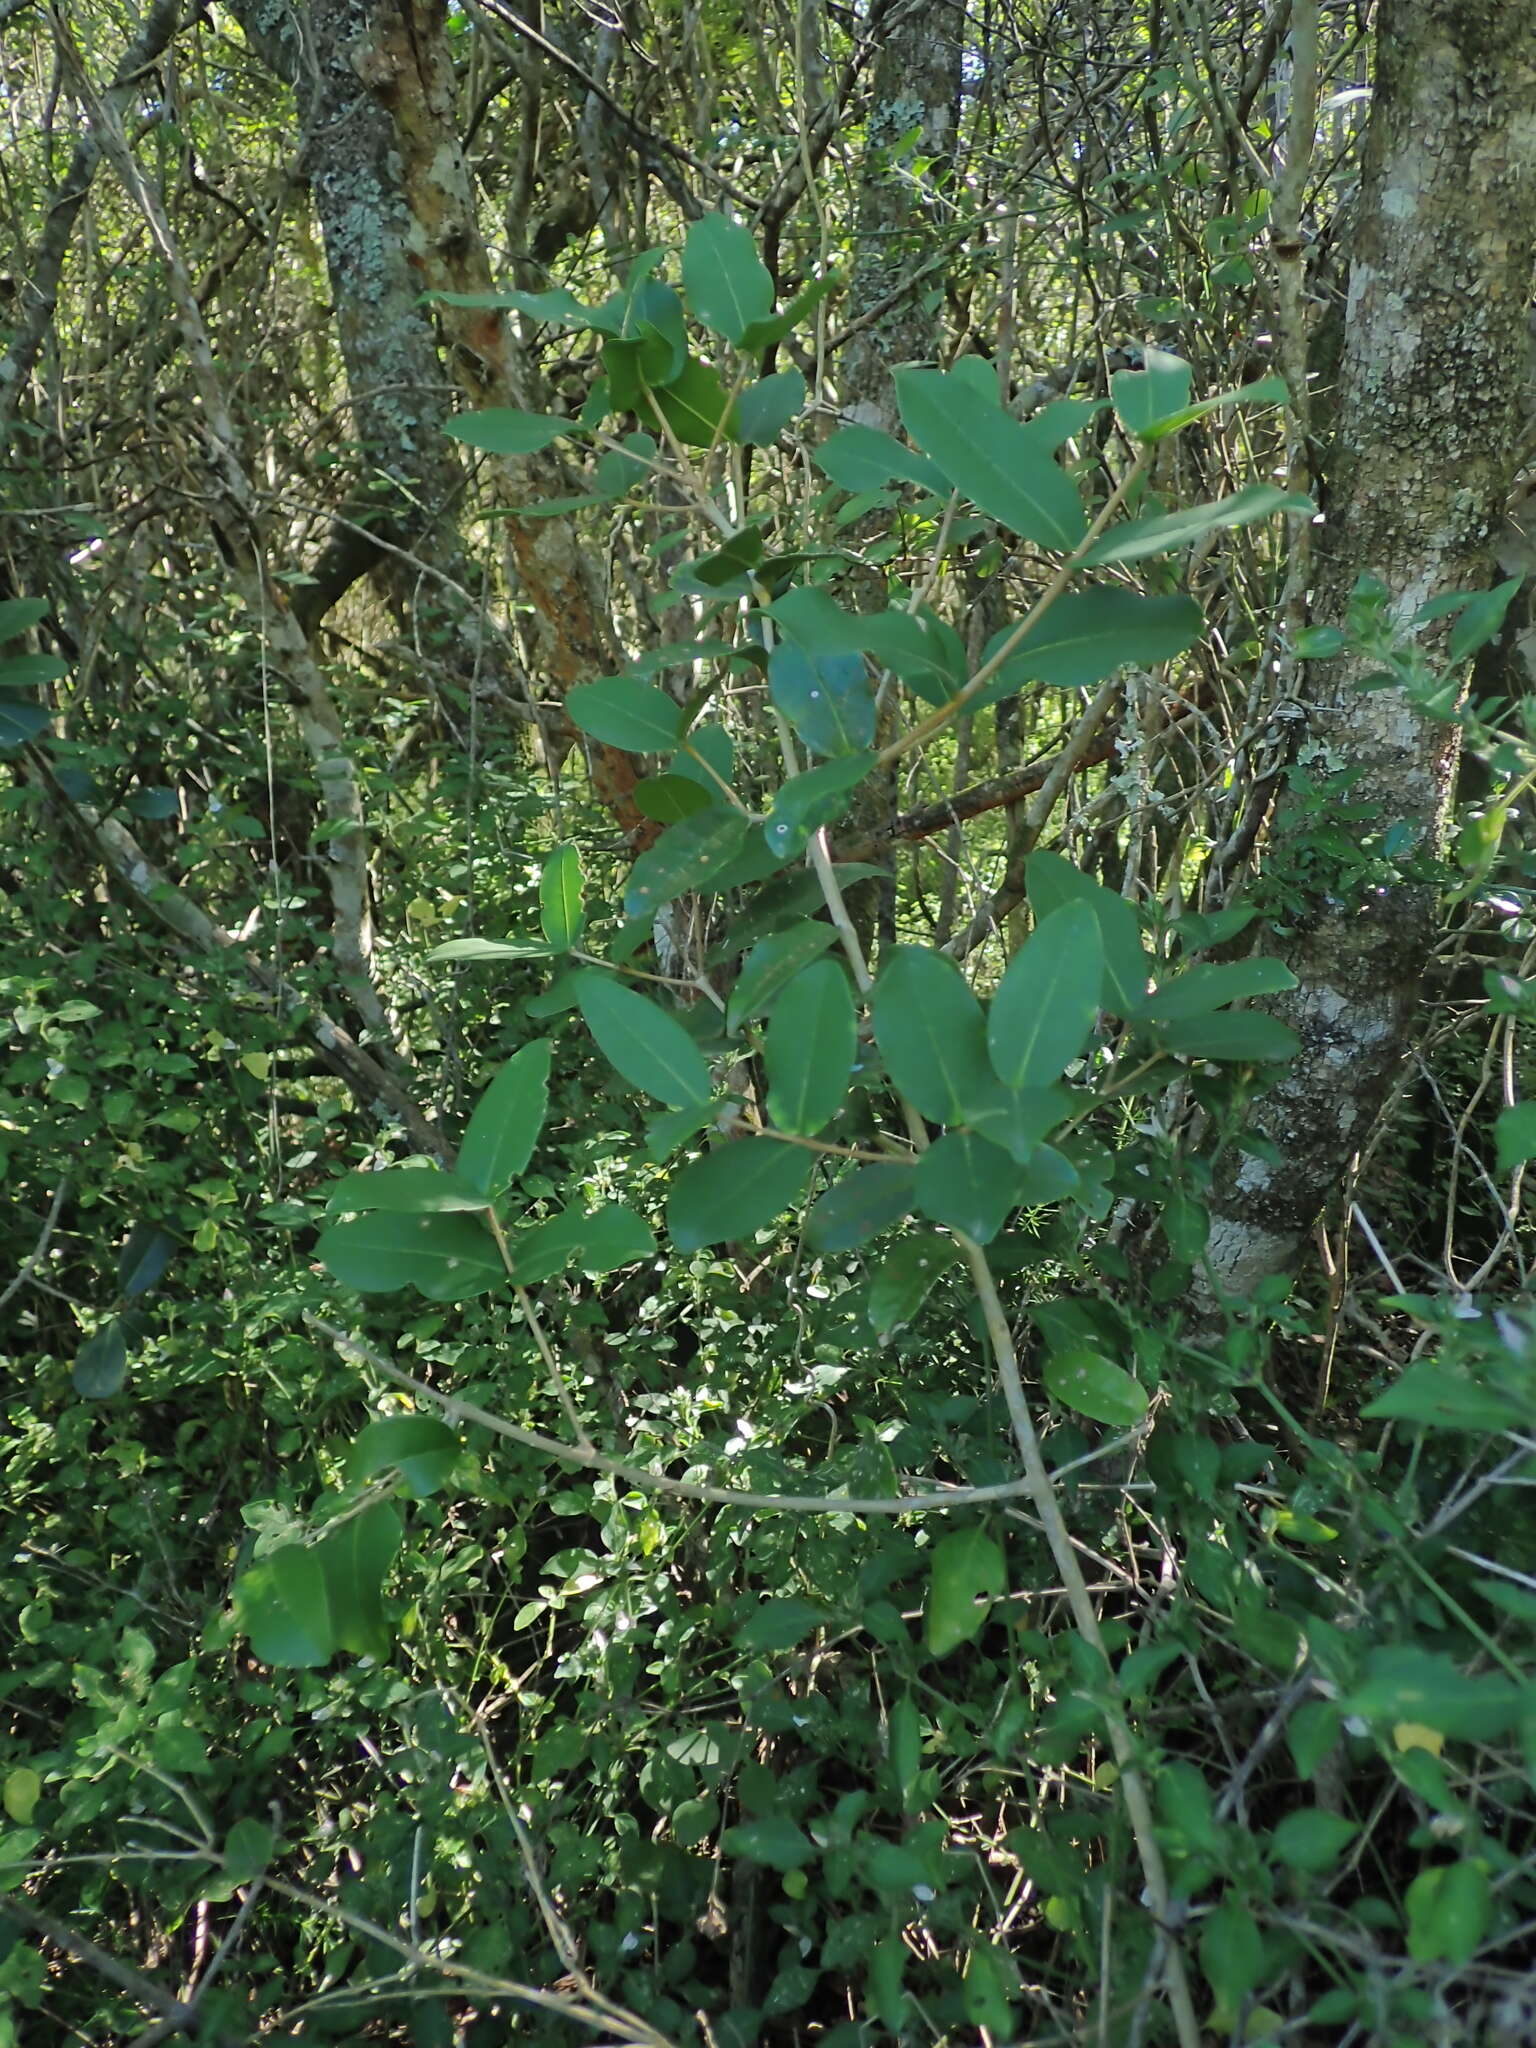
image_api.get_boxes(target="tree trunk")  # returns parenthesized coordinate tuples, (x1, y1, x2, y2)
(1203, 0, 1536, 1298)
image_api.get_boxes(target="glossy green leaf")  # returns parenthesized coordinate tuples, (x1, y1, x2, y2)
(1138, 957, 1296, 1022)
(73, 1320, 128, 1400)
(324, 1167, 491, 1215)
(236, 1543, 334, 1667)
(0, 696, 50, 748)
(871, 948, 995, 1126)
(566, 677, 684, 752)
(1043, 1347, 1148, 1427)
(735, 1598, 828, 1652)
(1449, 576, 1522, 664)
(765, 959, 856, 1134)
(119, 1222, 176, 1298)
(539, 844, 585, 949)
(737, 369, 805, 444)
(446, 408, 572, 454)
(737, 268, 840, 351)
(1495, 1100, 1536, 1173)
(675, 722, 737, 792)
(0, 598, 49, 639)
(772, 586, 965, 704)
(764, 751, 877, 858)
(867, 1233, 961, 1341)
(667, 1140, 813, 1250)
(634, 773, 714, 823)
(318, 1499, 401, 1658)
(972, 589, 1204, 709)
(1025, 851, 1148, 1013)
(988, 902, 1103, 1089)
(815, 423, 950, 495)
(805, 1165, 917, 1253)
(1154, 1011, 1299, 1063)
(728, 921, 838, 1032)
(624, 808, 750, 918)
(682, 213, 774, 342)
(1084, 483, 1314, 566)
(914, 1132, 1019, 1243)
(316, 1211, 504, 1299)
(347, 1416, 460, 1497)
(507, 1202, 657, 1283)
(768, 641, 874, 758)
(426, 936, 554, 962)
(924, 1527, 1006, 1656)
(1405, 1859, 1491, 1966)
(458, 1039, 551, 1195)
(721, 1815, 817, 1870)
(1109, 347, 1193, 437)
(650, 357, 739, 446)
(895, 367, 1086, 550)
(575, 973, 713, 1107)
(968, 1084, 1072, 1163)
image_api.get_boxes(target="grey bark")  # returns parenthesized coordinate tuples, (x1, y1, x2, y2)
(1204, 0, 1536, 1299)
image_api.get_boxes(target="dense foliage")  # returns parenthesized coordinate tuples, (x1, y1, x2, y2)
(4, 3, 1536, 2045)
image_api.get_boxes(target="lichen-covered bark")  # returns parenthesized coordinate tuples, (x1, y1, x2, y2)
(837, 0, 961, 430)
(1204, 0, 1536, 1298)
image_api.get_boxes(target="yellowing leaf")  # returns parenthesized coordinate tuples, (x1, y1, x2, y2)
(1393, 1722, 1446, 1757)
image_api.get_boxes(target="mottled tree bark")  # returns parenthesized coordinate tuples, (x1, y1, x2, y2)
(1204, 0, 1536, 1298)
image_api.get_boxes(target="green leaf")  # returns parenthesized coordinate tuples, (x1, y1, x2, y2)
(1110, 347, 1193, 437)
(805, 1165, 917, 1252)
(1362, 1360, 1527, 1432)
(316, 1211, 504, 1299)
(867, 1233, 961, 1341)
(682, 213, 774, 342)
(119, 1222, 175, 1298)
(765, 959, 856, 1134)
(539, 844, 585, 949)
(769, 641, 874, 758)
(1084, 483, 1314, 566)
(962, 1943, 1020, 2035)
(764, 751, 877, 858)
(221, 1817, 275, 1885)
(871, 948, 995, 1126)
(972, 590, 1204, 709)
(236, 1544, 334, 1667)
(1025, 851, 1148, 1013)
(1043, 1347, 1149, 1427)
(1266, 1809, 1358, 1874)
(458, 1039, 551, 1194)
(676, 722, 736, 791)
(894, 367, 1086, 550)
(1448, 576, 1522, 663)
(1138, 957, 1296, 1022)
(324, 1167, 491, 1215)
(737, 268, 841, 351)
(347, 1416, 460, 1497)
(426, 936, 554, 962)
(735, 1598, 828, 1652)
(0, 654, 66, 688)
(1406, 1859, 1491, 1966)
(814, 424, 950, 495)
(915, 1132, 1019, 1243)
(1198, 1900, 1265, 2019)
(2, 1770, 41, 1827)
(624, 808, 750, 918)
(0, 598, 49, 639)
(1495, 1100, 1536, 1173)
(737, 369, 805, 445)
(634, 773, 714, 823)
(924, 1527, 1006, 1656)
(772, 586, 965, 704)
(1341, 1647, 1531, 1742)
(728, 921, 838, 1033)
(73, 1320, 128, 1400)
(968, 1083, 1072, 1163)
(1012, 1143, 1080, 1206)
(667, 1140, 813, 1250)
(318, 1499, 401, 1658)
(0, 696, 50, 748)
(446, 408, 572, 454)
(566, 677, 684, 753)
(1154, 1011, 1299, 1063)
(507, 1202, 657, 1283)
(575, 973, 713, 1107)
(987, 902, 1102, 1089)
(721, 1816, 817, 1871)
(650, 357, 739, 446)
